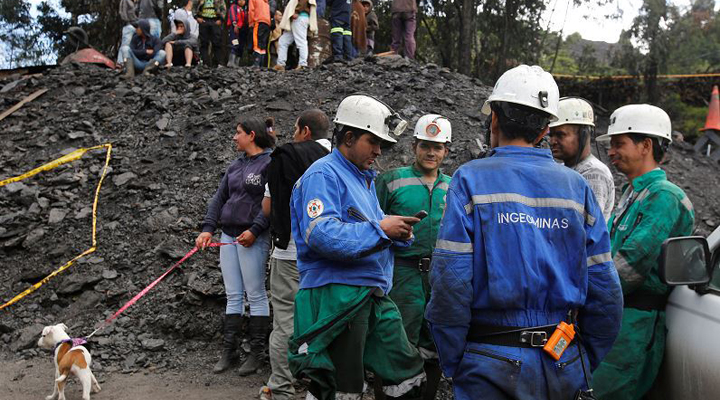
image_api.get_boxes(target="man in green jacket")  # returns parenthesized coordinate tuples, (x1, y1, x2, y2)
(376, 114, 452, 400)
(593, 104, 695, 400)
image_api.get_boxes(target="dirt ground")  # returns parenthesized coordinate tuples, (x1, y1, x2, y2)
(0, 349, 277, 400)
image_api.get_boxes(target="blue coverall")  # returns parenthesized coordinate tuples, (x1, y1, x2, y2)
(426, 146, 624, 400)
(327, 0, 352, 60)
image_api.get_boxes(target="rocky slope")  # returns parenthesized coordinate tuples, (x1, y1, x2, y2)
(0, 58, 489, 378)
(0, 58, 718, 382)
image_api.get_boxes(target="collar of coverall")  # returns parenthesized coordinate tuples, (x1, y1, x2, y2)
(487, 145, 554, 160)
(629, 168, 666, 192)
(410, 163, 444, 186)
(332, 148, 378, 181)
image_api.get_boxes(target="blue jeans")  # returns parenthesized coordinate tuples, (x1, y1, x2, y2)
(219, 232, 270, 316)
(121, 46, 166, 70)
(117, 24, 136, 64)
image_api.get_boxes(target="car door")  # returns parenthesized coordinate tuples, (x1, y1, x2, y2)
(648, 226, 720, 399)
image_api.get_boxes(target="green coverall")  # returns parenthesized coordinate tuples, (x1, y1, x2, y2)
(593, 169, 695, 400)
(289, 284, 426, 400)
(375, 165, 450, 354)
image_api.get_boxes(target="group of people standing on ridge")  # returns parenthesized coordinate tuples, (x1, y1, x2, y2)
(116, 0, 417, 78)
(190, 62, 694, 400)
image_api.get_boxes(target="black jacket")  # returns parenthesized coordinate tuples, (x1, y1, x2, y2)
(268, 141, 329, 249)
(130, 19, 161, 61)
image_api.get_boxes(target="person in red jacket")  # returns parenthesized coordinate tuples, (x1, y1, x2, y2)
(249, 0, 271, 67)
(227, 0, 247, 66)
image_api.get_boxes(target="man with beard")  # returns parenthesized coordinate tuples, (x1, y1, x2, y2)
(549, 97, 614, 221)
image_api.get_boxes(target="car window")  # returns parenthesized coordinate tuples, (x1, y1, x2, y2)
(708, 252, 720, 292)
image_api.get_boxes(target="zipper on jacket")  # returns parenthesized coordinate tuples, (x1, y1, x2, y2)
(428, 182, 434, 253)
(466, 348, 522, 367)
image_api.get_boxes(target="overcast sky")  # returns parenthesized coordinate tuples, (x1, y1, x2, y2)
(542, 0, 714, 43)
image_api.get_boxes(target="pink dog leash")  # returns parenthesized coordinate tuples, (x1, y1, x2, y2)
(84, 242, 237, 340)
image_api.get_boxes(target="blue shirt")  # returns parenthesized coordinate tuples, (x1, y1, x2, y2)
(425, 146, 623, 377)
(290, 149, 410, 294)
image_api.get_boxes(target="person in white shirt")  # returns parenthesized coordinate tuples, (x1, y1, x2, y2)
(549, 97, 615, 222)
(259, 109, 331, 400)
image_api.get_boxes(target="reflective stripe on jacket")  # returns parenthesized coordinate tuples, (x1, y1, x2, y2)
(425, 146, 623, 378)
(376, 165, 450, 258)
(291, 149, 412, 294)
(608, 168, 695, 296)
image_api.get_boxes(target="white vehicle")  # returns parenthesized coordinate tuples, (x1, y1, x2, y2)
(648, 226, 720, 399)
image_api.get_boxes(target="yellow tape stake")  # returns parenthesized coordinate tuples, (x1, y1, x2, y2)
(0, 144, 113, 310)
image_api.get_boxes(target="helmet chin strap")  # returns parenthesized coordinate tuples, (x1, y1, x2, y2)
(575, 127, 588, 167)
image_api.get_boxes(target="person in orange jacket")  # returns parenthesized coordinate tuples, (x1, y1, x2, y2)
(249, 0, 271, 66)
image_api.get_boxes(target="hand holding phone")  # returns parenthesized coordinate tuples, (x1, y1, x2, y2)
(414, 210, 428, 220)
(405, 210, 428, 226)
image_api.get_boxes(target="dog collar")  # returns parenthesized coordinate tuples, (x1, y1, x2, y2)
(54, 337, 87, 352)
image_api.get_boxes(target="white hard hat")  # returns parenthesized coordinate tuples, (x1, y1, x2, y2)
(481, 65, 560, 121)
(596, 104, 672, 143)
(414, 114, 452, 143)
(333, 95, 407, 143)
(549, 97, 595, 128)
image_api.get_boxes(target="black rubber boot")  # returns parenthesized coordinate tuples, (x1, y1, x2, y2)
(213, 314, 243, 373)
(142, 60, 159, 75)
(423, 360, 442, 400)
(123, 59, 135, 79)
(238, 315, 270, 376)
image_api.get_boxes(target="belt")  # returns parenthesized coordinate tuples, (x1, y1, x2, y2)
(467, 323, 557, 348)
(395, 256, 431, 272)
(624, 292, 668, 311)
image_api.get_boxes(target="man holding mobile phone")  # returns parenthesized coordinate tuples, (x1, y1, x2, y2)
(375, 114, 452, 400)
(288, 95, 426, 400)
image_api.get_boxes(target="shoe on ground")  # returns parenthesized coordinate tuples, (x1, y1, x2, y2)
(259, 386, 273, 400)
(213, 349, 238, 373)
(142, 61, 159, 75)
(238, 353, 264, 376)
(272, 64, 285, 71)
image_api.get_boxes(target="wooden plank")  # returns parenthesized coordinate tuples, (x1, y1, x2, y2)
(0, 88, 48, 122)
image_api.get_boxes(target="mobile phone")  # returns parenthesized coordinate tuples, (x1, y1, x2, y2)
(413, 210, 428, 220)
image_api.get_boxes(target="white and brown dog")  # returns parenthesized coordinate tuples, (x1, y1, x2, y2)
(37, 323, 101, 400)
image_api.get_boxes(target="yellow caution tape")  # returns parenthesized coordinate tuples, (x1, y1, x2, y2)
(0, 144, 113, 310)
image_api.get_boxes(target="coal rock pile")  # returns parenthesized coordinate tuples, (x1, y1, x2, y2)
(1, 57, 719, 378)
(0, 58, 491, 372)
